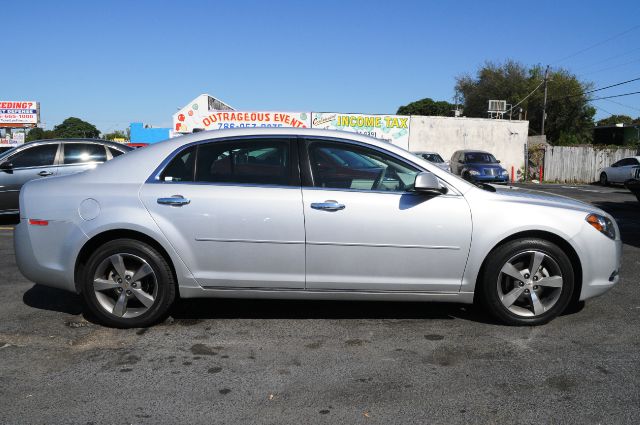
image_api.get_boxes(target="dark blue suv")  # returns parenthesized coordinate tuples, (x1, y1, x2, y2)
(450, 150, 509, 184)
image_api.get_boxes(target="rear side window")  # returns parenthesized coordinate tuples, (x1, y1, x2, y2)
(108, 147, 125, 158)
(161, 146, 196, 182)
(195, 139, 291, 185)
(63, 143, 107, 164)
(9, 144, 58, 168)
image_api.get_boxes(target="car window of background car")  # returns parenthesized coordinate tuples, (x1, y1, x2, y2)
(421, 153, 444, 163)
(63, 144, 107, 165)
(464, 152, 497, 163)
(8, 144, 58, 168)
(309, 142, 419, 192)
(195, 139, 290, 185)
(108, 147, 125, 158)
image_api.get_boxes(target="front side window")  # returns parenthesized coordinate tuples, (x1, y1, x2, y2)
(420, 153, 444, 163)
(195, 139, 291, 185)
(109, 147, 125, 158)
(308, 141, 419, 192)
(63, 143, 107, 164)
(9, 144, 58, 168)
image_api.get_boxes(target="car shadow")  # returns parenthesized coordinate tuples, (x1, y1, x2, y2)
(23, 284, 586, 326)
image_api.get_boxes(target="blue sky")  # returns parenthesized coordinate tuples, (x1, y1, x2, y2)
(5, 0, 640, 133)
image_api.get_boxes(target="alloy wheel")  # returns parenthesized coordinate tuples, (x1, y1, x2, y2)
(496, 250, 564, 317)
(92, 253, 158, 318)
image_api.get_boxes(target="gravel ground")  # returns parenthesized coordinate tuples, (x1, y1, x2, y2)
(0, 183, 638, 424)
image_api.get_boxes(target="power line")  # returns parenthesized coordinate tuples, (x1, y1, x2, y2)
(573, 46, 640, 73)
(551, 24, 640, 65)
(600, 98, 640, 113)
(580, 57, 640, 76)
(549, 76, 640, 102)
(587, 91, 640, 102)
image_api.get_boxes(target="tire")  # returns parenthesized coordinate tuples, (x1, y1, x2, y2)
(462, 171, 472, 182)
(600, 172, 608, 186)
(81, 238, 176, 328)
(477, 238, 574, 326)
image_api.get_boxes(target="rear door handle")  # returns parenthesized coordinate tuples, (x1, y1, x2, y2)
(38, 171, 53, 177)
(157, 195, 190, 206)
(310, 200, 345, 211)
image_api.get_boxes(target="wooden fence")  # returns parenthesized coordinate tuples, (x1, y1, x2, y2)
(543, 146, 639, 183)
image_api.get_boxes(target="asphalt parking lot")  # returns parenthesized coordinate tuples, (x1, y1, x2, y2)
(0, 184, 638, 424)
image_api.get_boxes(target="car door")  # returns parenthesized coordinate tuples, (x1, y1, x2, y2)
(0, 143, 60, 213)
(57, 142, 108, 176)
(139, 136, 306, 289)
(621, 158, 640, 182)
(301, 138, 472, 293)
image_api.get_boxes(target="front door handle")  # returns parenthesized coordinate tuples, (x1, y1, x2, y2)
(310, 200, 345, 211)
(157, 195, 190, 206)
(38, 171, 53, 177)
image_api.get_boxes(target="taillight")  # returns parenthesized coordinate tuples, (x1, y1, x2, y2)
(28, 219, 49, 226)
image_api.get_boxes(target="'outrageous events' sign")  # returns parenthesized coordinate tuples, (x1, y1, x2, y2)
(197, 111, 310, 130)
(0, 101, 39, 127)
(311, 112, 410, 149)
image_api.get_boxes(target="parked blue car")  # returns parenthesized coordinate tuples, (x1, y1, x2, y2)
(450, 150, 509, 183)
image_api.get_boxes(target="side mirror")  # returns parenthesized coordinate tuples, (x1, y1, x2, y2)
(497, 160, 501, 163)
(458, 159, 464, 164)
(413, 172, 446, 194)
(0, 162, 13, 172)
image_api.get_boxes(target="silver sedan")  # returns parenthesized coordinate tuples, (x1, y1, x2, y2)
(14, 128, 622, 327)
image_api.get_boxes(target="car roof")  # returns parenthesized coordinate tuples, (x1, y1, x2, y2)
(19, 138, 133, 151)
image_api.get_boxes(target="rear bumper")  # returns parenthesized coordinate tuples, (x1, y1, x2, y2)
(14, 219, 87, 293)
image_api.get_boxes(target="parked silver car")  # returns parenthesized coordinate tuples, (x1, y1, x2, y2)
(412, 151, 450, 172)
(15, 129, 621, 328)
(599, 156, 640, 185)
(0, 139, 132, 214)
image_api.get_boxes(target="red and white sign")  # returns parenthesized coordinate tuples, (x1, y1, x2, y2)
(0, 101, 39, 127)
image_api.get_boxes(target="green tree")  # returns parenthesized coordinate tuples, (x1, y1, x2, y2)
(455, 60, 595, 144)
(53, 117, 100, 138)
(103, 130, 128, 141)
(396, 98, 456, 116)
(596, 115, 634, 126)
(26, 127, 57, 142)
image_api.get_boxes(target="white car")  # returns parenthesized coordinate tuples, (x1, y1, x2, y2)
(599, 156, 640, 185)
(413, 151, 450, 172)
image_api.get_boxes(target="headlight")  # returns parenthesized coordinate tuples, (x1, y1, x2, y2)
(501, 169, 509, 175)
(468, 169, 480, 175)
(586, 213, 616, 239)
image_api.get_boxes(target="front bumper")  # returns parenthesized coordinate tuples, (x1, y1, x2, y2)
(571, 223, 622, 301)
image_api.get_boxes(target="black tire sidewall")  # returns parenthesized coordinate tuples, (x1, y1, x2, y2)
(81, 238, 176, 328)
(480, 238, 574, 326)
(600, 173, 608, 186)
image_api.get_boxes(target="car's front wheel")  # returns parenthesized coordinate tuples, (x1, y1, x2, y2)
(81, 238, 176, 328)
(600, 172, 609, 186)
(478, 238, 574, 326)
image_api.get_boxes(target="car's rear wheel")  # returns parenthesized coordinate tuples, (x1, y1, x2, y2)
(81, 238, 176, 328)
(600, 172, 609, 186)
(478, 238, 574, 326)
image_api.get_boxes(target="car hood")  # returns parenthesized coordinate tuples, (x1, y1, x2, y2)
(489, 186, 605, 215)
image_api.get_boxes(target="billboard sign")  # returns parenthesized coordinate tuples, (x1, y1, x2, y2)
(196, 111, 311, 130)
(173, 94, 234, 133)
(311, 112, 410, 149)
(0, 101, 39, 127)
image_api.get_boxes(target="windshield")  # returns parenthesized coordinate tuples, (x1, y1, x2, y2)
(465, 152, 497, 163)
(419, 153, 444, 163)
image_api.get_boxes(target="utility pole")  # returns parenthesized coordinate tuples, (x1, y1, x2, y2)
(541, 65, 550, 135)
